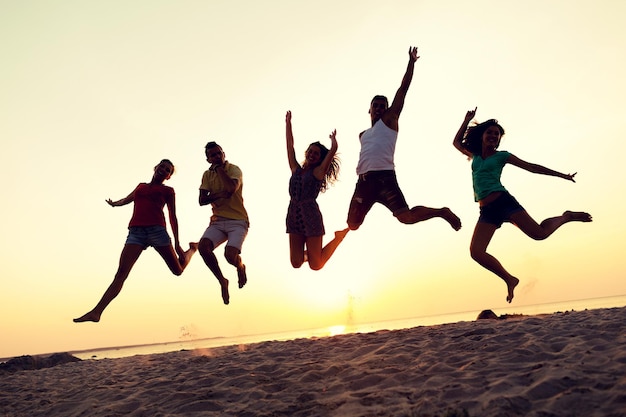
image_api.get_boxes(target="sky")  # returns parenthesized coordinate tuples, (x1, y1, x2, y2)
(2, 0, 626, 359)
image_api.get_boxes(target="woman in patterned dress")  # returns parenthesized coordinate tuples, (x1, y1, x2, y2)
(285, 111, 349, 270)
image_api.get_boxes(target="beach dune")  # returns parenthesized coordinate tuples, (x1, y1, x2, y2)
(1, 306, 626, 416)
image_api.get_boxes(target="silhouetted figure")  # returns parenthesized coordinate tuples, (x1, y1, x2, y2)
(285, 111, 348, 270)
(74, 159, 197, 323)
(347, 46, 461, 232)
(197, 142, 249, 305)
(453, 107, 592, 303)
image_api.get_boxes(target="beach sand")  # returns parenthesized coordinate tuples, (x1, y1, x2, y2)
(2, 306, 625, 417)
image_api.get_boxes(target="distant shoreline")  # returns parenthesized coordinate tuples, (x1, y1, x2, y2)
(3, 294, 625, 364)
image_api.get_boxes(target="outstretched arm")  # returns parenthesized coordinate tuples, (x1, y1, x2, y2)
(384, 46, 420, 129)
(285, 111, 299, 173)
(313, 129, 338, 180)
(106, 187, 136, 207)
(453, 107, 477, 158)
(507, 154, 577, 182)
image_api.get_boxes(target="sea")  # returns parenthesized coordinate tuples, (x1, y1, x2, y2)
(65, 294, 626, 361)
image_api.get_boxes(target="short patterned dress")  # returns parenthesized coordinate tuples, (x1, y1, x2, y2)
(286, 167, 325, 237)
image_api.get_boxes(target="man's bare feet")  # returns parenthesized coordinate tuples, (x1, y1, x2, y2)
(506, 277, 519, 303)
(564, 211, 593, 222)
(442, 207, 462, 231)
(220, 278, 230, 305)
(73, 311, 101, 323)
(237, 264, 247, 289)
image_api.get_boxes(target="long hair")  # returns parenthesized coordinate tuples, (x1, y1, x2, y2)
(461, 119, 505, 156)
(305, 141, 340, 193)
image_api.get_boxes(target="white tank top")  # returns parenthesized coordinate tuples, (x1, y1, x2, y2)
(356, 119, 397, 175)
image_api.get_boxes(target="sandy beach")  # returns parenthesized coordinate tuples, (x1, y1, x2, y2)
(2, 306, 625, 417)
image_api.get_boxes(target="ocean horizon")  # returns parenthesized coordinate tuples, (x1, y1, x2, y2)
(3, 294, 625, 364)
(57, 294, 626, 362)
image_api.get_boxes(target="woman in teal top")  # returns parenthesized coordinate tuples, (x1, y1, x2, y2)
(453, 107, 592, 303)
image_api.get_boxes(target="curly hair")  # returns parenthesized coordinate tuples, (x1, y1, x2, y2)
(304, 142, 340, 193)
(461, 119, 505, 156)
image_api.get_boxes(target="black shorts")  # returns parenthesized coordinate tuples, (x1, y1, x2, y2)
(478, 192, 524, 228)
(347, 170, 408, 227)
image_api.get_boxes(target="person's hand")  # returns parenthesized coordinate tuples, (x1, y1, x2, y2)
(209, 162, 224, 172)
(329, 129, 337, 146)
(106, 198, 115, 207)
(286, 110, 292, 124)
(465, 107, 477, 122)
(565, 172, 577, 182)
(408, 46, 420, 62)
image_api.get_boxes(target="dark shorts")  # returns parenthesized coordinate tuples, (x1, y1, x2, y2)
(478, 192, 525, 228)
(347, 170, 408, 227)
(125, 226, 171, 249)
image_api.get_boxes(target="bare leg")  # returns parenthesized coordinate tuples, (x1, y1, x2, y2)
(396, 206, 462, 231)
(307, 228, 350, 270)
(470, 223, 519, 303)
(198, 238, 229, 305)
(289, 233, 307, 268)
(155, 242, 198, 275)
(74, 244, 144, 322)
(511, 210, 592, 240)
(224, 246, 247, 289)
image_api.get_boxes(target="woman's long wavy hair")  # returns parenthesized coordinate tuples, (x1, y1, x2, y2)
(304, 141, 340, 193)
(461, 119, 505, 156)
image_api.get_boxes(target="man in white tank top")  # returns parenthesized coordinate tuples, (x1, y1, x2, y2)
(346, 46, 462, 232)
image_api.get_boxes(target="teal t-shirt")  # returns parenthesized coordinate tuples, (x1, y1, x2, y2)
(471, 151, 510, 201)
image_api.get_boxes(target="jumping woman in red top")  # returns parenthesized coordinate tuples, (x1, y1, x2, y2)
(74, 159, 197, 323)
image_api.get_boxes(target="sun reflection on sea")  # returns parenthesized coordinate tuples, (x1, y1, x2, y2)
(327, 325, 346, 336)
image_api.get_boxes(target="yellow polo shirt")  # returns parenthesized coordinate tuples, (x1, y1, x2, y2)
(200, 162, 249, 222)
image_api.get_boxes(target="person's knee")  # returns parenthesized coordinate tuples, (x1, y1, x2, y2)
(198, 239, 214, 257)
(224, 247, 240, 265)
(531, 230, 548, 241)
(308, 262, 323, 271)
(347, 221, 361, 231)
(469, 246, 485, 262)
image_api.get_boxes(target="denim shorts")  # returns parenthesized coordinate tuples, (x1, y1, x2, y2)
(125, 226, 171, 249)
(478, 192, 525, 228)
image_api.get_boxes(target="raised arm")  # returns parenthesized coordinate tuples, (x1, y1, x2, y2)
(285, 111, 299, 173)
(453, 107, 477, 158)
(384, 46, 420, 128)
(507, 154, 577, 182)
(313, 129, 338, 180)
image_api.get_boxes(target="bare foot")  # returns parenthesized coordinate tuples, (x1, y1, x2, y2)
(220, 278, 230, 305)
(73, 311, 101, 323)
(564, 211, 592, 222)
(506, 277, 519, 303)
(237, 264, 247, 289)
(441, 207, 462, 231)
(335, 227, 350, 241)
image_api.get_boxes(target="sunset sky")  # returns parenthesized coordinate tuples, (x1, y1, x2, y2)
(2, 0, 625, 359)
